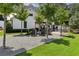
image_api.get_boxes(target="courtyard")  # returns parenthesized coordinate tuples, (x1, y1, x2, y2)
(1, 31, 79, 56)
(0, 31, 61, 56)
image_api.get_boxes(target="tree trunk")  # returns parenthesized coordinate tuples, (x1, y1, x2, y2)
(68, 21, 71, 33)
(39, 24, 41, 35)
(21, 21, 23, 35)
(68, 25, 71, 33)
(35, 22, 37, 36)
(60, 24, 63, 36)
(46, 22, 49, 39)
(3, 15, 7, 48)
(28, 29, 29, 35)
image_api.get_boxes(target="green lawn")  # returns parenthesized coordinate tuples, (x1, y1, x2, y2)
(0, 30, 3, 36)
(16, 33, 79, 56)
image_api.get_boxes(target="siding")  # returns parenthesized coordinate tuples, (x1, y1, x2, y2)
(0, 21, 4, 28)
(13, 18, 24, 29)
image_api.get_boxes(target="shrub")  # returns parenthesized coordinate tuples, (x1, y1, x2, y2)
(6, 20, 13, 33)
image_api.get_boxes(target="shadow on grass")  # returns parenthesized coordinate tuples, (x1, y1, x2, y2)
(45, 38, 70, 46)
(16, 51, 32, 56)
(63, 35, 75, 39)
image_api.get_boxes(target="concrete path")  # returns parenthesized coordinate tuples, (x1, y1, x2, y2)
(0, 34, 61, 56)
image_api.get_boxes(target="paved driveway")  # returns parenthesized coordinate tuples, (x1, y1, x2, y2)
(0, 34, 61, 56)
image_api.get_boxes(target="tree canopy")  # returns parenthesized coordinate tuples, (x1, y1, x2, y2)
(14, 4, 28, 21)
(55, 5, 69, 25)
(0, 3, 16, 15)
(38, 3, 57, 22)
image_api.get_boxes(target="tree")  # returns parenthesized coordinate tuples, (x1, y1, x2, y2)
(69, 4, 79, 31)
(0, 3, 15, 48)
(69, 10, 79, 30)
(55, 5, 69, 36)
(35, 15, 43, 28)
(35, 15, 43, 26)
(39, 3, 57, 39)
(35, 14, 44, 36)
(14, 4, 28, 35)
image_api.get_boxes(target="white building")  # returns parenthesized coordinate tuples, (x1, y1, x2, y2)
(0, 21, 4, 29)
(12, 4, 37, 29)
(0, 15, 4, 29)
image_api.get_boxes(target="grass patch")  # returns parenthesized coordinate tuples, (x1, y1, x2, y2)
(0, 30, 3, 36)
(17, 33, 79, 56)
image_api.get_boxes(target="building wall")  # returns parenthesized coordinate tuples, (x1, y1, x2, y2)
(0, 21, 4, 29)
(27, 16, 35, 29)
(12, 5, 36, 29)
(12, 15, 36, 29)
(12, 18, 24, 29)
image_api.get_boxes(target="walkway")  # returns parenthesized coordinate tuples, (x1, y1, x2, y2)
(0, 34, 61, 56)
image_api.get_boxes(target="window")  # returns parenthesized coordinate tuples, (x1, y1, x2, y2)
(0, 15, 4, 21)
(65, 21, 69, 25)
(24, 21, 27, 28)
(29, 14, 33, 16)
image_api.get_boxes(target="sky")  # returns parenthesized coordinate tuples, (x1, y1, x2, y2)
(24, 3, 39, 7)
